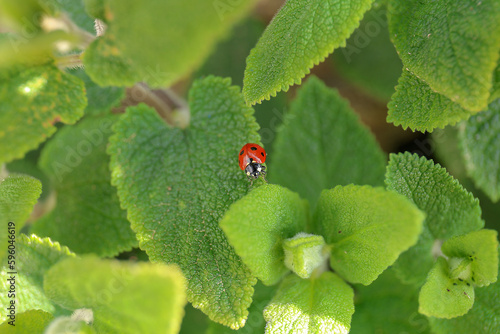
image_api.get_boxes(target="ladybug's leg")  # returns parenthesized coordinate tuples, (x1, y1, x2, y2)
(261, 170, 268, 183)
(259, 165, 268, 183)
(245, 172, 254, 187)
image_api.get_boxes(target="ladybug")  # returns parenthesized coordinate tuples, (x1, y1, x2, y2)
(238, 143, 267, 183)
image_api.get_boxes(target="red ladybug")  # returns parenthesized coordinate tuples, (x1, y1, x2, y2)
(238, 143, 267, 183)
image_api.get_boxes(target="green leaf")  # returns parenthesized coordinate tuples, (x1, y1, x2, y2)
(82, 34, 141, 87)
(0, 309, 54, 334)
(315, 184, 424, 285)
(0, 63, 86, 164)
(387, 70, 474, 132)
(264, 272, 354, 334)
(428, 249, 500, 333)
(386, 153, 483, 238)
(459, 99, 500, 202)
(0, 234, 75, 323)
(442, 229, 499, 287)
(84, 0, 256, 87)
(220, 184, 308, 286)
(270, 76, 386, 210)
(388, 0, 500, 112)
(350, 269, 431, 334)
(332, 3, 402, 102)
(32, 115, 137, 257)
(243, 0, 375, 105)
(419, 257, 475, 318)
(69, 68, 125, 116)
(108, 77, 261, 328)
(283, 233, 327, 279)
(0, 174, 42, 261)
(206, 282, 277, 334)
(43, 255, 186, 334)
(385, 152, 484, 286)
(6, 150, 53, 201)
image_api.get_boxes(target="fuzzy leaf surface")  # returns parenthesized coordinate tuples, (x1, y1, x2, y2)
(0, 174, 41, 260)
(108, 77, 261, 328)
(388, 0, 500, 111)
(428, 249, 500, 333)
(315, 184, 424, 285)
(264, 272, 354, 334)
(82, 34, 141, 87)
(419, 257, 475, 318)
(32, 115, 137, 257)
(459, 99, 500, 202)
(0, 64, 86, 164)
(387, 70, 474, 132)
(442, 229, 499, 287)
(385, 152, 484, 286)
(270, 76, 385, 210)
(243, 0, 374, 104)
(44, 256, 186, 334)
(220, 184, 308, 286)
(0, 234, 75, 323)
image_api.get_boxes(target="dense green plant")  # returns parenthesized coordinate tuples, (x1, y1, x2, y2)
(1, 0, 499, 333)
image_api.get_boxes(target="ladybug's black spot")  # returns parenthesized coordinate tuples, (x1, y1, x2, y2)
(240, 150, 244, 156)
(260, 152, 265, 157)
(249, 158, 254, 163)
(250, 146, 258, 151)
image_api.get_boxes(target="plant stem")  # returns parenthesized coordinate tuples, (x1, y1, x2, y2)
(126, 83, 190, 128)
(60, 14, 95, 48)
(41, 14, 95, 49)
(54, 53, 83, 69)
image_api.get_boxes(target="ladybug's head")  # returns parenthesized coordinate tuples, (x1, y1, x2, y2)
(245, 161, 266, 179)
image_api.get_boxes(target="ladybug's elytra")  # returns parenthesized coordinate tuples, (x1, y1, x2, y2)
(238, 143, 267, 183)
